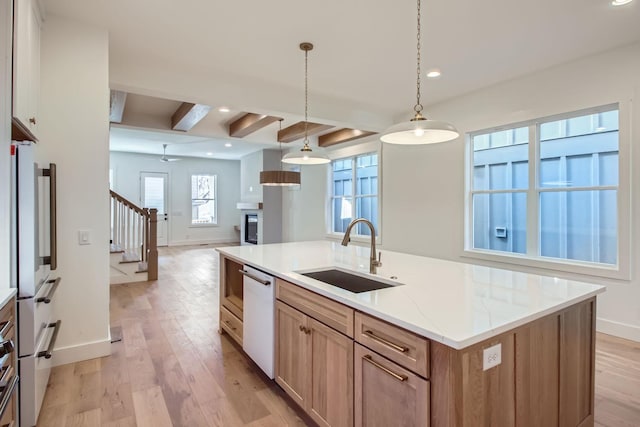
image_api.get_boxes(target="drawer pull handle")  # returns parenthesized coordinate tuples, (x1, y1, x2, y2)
(0, 375, 18, 420)
(238, 269, 271, 286)
(0, 366, 13, 386)
(0, 321, 11, 338)
(224, 320, 236, 331)
(363, 330, 409, 353)
(36, 277, 62, 304)
(362, 354, 408, 382)
(37, 320, 61, 359)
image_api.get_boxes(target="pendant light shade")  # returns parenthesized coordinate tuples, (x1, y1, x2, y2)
(282, 146, 329, 165)
(260, 119, 302, 186)
(381, 0, 459, 145)
(281, 42, 330, 166)
(380, 118, 459, 145)
(259, 170, 301, 186)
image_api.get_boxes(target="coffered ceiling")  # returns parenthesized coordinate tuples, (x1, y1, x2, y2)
(46, 0, 640, 159)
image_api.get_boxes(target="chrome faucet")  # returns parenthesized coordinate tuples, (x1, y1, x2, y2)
(341, 218, 382, 274)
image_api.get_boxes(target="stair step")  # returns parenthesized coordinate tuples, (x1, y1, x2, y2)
(110, 243, 124, 254)
(119, 259, 141, 264)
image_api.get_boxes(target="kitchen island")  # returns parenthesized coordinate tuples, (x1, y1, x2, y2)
(217, 241, 605, 427)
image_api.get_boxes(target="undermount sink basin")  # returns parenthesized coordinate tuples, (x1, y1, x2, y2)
(300, 268, 401, 293)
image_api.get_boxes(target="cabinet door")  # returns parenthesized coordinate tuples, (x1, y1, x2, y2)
(308, 318, 353, 427)
(355, 343, 430, 427)
(275, 301, 308, 408)
(12, 0, 41, 135)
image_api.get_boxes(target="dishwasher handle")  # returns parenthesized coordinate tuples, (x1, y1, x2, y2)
(239, 269, 271, 286)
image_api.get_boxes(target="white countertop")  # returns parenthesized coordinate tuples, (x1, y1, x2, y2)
(217, 241, 605, 349)
(0, 288, 16, 311)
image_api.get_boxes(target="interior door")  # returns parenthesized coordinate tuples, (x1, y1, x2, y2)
(140, 172, 168, 246)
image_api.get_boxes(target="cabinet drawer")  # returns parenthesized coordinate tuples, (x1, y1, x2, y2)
(0, 301, 14, 328)
(355, 312, 429, 378)
(220, 306, 243, 345)
(276, 279, 354, 337)
(355, 343, 429, 427)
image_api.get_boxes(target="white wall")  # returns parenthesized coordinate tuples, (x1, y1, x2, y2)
(282, 165, 328, 243)
(110, 151, 241, 245)
(382, 42, 640, 342)
(0, 0, 12, 291)
(39, 15, 111, 364)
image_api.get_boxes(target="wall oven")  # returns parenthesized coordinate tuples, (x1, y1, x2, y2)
(11, 141, 62, 427)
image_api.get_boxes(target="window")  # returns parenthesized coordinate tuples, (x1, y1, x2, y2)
(330, 153, 379, 237)
(191, 174, 217, 225)
(468, 105, 620, 268)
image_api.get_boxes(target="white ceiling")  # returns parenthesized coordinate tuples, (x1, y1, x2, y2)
(46, 0, 640, 159)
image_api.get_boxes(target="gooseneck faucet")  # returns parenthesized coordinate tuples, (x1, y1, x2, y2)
(341, 218, 382, 274)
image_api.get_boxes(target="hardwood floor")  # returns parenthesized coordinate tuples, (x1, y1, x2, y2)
(39, 244, 310, 427)
(38, 245, 640, 426)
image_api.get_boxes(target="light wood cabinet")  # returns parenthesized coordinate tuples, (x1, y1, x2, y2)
(219, 254, 243, 346)
(355, 343, 429, 427)
(355, 312, 429, 377)
(275, 299, 353, 427)
(12, 0, 42, 138)
(0, 297, 17, 427)
(275, 300, 307, 407)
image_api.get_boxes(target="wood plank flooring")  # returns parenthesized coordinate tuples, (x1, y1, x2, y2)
(39, 244, 310, 427)
(38, 244, 640, 426)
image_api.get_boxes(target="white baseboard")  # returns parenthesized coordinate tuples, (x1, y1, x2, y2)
(168, 238, 239, 247)
(52, 337, 112, 367)
(597, 317, 640, 342)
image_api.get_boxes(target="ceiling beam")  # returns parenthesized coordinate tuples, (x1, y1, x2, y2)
(318, 128, 377, 147)
(109, 90, 127, 123)
(277, 121, 333, 143)
(171, 102, 212, 131)
(228, 113, 281, 138)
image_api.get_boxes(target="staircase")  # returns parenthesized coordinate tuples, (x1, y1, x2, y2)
(110, 190, 158, 284)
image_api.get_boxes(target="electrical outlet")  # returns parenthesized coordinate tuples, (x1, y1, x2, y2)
(483, 343, 502, 371)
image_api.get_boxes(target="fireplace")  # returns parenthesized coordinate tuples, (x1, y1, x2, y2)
(245, 213, 258, 245)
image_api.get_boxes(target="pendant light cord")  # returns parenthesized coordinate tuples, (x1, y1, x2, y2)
(278, 119, 284, 171)
(414, 0, 423, 117)
(304, 47, 309, 145)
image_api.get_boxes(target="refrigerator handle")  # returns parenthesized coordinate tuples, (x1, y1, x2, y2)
(42, 163, 57, 270)
(37, 320, 61, 359)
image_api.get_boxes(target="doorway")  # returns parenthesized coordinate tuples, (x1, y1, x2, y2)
(140, 172, 168, 246)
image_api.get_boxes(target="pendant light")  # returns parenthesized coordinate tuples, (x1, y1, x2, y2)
(260, 119, 302, 186)
(380, 0, 459, 145)
(281, 42, 330, 165)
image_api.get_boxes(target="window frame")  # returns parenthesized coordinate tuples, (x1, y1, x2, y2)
(325, 141, 382, 244)
(189, 173, 218, 227)
(463, 103, 631, 280)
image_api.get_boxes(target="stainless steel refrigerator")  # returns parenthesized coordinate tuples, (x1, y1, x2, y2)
(10, 141, 61, 427)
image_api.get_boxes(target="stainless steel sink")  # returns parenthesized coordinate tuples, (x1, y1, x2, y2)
(300, 268, 401, 293)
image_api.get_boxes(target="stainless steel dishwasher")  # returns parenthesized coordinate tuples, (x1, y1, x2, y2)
(240, 265, 275, 379)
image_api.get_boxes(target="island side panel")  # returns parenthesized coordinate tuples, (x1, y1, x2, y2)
(430, 297, 596, 427)
(515, 314, 560, 426)
(559, 298, 596, 427)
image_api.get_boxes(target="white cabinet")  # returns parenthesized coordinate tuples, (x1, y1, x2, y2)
(12, 0, 42, 138)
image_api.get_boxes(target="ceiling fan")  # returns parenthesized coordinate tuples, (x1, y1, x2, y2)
(160, 144, 180, 162)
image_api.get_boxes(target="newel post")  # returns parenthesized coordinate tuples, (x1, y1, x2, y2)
(147, 208, 158, 280)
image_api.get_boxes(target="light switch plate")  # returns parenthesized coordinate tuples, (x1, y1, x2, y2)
(483, 343, 502, 371)
(78, 229, 91, 245)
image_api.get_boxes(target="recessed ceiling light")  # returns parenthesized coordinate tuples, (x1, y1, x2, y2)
(611, 0, 633, 5)
(224, 143, 232, 148)
(218, 107, 230, 113)
(426, 69, 441, 78)
(206, 152, 214, 156)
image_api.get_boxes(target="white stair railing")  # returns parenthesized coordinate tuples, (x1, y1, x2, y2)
(110, 190, 158, 280)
